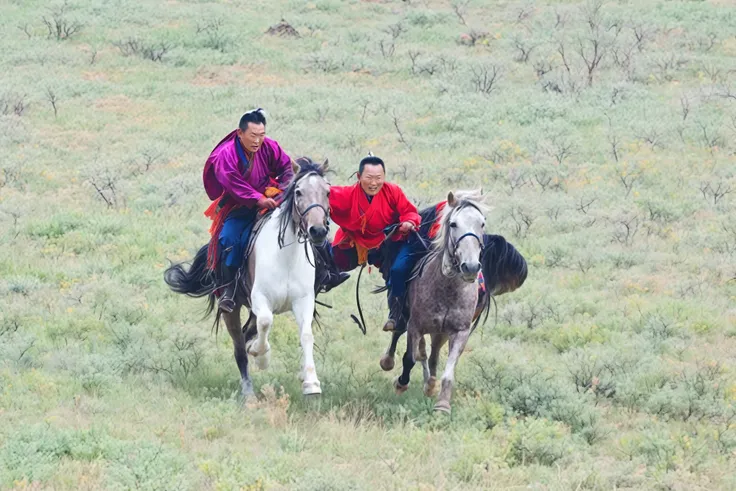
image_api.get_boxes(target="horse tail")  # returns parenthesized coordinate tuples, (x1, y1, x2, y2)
(164, 244, 217, 316)
(473, 235, 528, 329)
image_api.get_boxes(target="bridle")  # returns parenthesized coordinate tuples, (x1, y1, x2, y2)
(290, 172, 330, 244)
(444, 205, 484, 276)
(294, 202, 330, 242)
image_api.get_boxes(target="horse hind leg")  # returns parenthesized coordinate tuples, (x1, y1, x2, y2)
(223, 309, 255, 401)
(417, 336, 428, 361)
(434, 330, 471, 414)
(380, 330, 403, 371)
(424, 333, 447, 398)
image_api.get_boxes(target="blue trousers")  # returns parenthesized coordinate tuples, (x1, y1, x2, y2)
(386, 237, 425, 299)
(219, 207, 258, 268)
(327, 235, 425, 299)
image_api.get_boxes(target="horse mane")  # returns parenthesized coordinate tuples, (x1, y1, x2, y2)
(473, 234, 528, 330)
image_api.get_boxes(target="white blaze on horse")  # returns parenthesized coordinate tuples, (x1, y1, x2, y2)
(165, 157, 331, 398)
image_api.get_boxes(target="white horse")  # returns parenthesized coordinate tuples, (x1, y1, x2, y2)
(165, 157, 330, 398)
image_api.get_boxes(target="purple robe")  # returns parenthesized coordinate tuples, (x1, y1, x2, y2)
(203, 130, 293, 206)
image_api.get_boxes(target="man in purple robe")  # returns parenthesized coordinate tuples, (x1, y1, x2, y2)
(202, 109, 293, 313)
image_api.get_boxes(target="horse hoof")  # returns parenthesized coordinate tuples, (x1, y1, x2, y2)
(394, 377, 409, 395)
(433, 401, 451, 414)
(241, 380, 255, 396)
(241, 392, 257, 406)
(424, 376, 437, 397)
(302, 381, 322, 396)
(380, 354, 395, 371)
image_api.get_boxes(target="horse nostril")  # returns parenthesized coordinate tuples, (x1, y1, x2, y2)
(461, 262, 481, 275)
(310, 226, 327, 239)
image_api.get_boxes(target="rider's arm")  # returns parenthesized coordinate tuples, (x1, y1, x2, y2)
(213, 156, 263, 207)
(266, 139, 294, 192)
(390, 184, 421, 228)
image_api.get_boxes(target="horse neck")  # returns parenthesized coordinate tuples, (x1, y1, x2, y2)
(423, 248, 471, 292)
(261, 207, 310, 262)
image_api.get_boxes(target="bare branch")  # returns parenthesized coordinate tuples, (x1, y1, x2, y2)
(18, 24, 33, 39)
(45, 88, 59, 119)
(618, 171, 640, 198)
(680, 95, 689, 121)
(471, 64, 502, 94)
(451, 0, 470, 27)
(42, 1, 82, 41)
(512, 36, 536, 63)
(392, 110, 412, 151)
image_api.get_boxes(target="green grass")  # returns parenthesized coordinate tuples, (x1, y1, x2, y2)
(1, 0, 736, 489)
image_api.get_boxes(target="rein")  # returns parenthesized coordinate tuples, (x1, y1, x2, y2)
(442, 204, 485, 278)
(277, 171, 330, 249)
(350, 224, 402, 335)
(446, 231, 484, 275)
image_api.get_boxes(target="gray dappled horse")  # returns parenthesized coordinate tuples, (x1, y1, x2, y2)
(384, 190, 528, 413)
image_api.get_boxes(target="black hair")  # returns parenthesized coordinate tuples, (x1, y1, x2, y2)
(239, 108, 267, 131)
(359, 155, 385, 174)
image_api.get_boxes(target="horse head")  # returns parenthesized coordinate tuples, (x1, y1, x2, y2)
(281, 157, 331, 247)
(439, 190, 487, 282)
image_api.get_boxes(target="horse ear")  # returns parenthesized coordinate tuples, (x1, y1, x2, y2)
(447, 191, 457, 207)
(292, 159, 301, 175)
(321, 158, 329, 173)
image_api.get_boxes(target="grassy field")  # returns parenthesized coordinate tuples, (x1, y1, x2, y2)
(1, 0, 736, 489)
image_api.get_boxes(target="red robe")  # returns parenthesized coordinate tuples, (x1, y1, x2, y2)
(329, 182, 421, 256)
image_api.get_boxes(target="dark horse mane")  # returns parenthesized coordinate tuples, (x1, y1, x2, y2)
(163, 156, 328, 320)
(273, 157, 327, 248)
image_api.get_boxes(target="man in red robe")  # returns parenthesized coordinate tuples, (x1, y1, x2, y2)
(317, 155, 422, 331)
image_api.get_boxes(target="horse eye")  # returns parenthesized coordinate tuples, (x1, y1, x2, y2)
(326, 191, 330, 197)
(450, 222, 457, 228)
(295, 189, 302, 197)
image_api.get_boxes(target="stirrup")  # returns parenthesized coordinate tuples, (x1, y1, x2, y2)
(219, 296, 235, 313)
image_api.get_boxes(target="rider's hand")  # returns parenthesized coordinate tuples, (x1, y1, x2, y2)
(399, 221, 415, 234)
(257, 196, 278, 210)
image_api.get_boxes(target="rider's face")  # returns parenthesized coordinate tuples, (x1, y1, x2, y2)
(358, 164, 385, 196)
(237, 123, 265, 154)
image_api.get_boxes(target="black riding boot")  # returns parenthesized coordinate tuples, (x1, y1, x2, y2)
(217, 262, 238, 313)
(314, 242, 350, 294)
(382, 295, 405, 332)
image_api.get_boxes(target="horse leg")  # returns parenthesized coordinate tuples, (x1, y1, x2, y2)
(418, 335, 430, 394)
(434, 330, 471, 414)
(222, 308, 254, 401)
(246, 293, 273, 370)
(417, 336, 428, 361)
(394, 329, 417, 395)
(380, 330, 404, 371)
(292, 295, 321, 396)
(424, 333, 447, 397)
